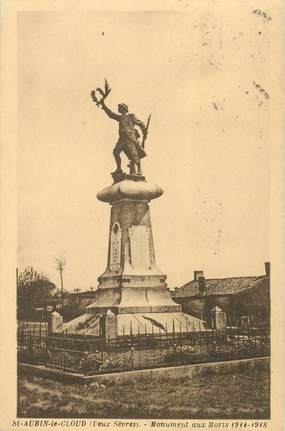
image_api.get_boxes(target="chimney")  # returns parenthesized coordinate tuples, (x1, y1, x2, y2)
(198, 276, 206, 293)
(194, 270, 204, 281)
(265, 262, 270, 277)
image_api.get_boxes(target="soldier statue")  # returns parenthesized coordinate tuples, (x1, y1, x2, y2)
(91, 80, 150, 177)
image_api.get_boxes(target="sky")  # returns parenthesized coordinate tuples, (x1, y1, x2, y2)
(18, 5, 271, 291)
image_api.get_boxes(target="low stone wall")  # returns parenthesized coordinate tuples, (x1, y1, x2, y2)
(18, 356, 269, 385)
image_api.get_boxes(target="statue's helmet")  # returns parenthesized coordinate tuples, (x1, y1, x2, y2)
(118, 103, 128, 112)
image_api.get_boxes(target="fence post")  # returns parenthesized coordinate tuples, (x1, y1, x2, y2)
(49, 312, 63, 333)
(211, 306, 226, 330)
(105, 310, 117, 340)
(205, 322, 208, 361)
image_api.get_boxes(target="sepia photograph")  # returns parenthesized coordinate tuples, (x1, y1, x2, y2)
(1, 0, 284, 429)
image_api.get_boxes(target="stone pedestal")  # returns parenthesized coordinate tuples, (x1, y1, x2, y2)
(62, 176, 205, 336)
(86, 178, 181, 317)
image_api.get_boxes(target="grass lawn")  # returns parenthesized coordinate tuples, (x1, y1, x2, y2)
(18, 367, 270, 419)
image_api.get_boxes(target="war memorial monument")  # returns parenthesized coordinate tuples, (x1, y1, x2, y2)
(62, 80, 204, 337)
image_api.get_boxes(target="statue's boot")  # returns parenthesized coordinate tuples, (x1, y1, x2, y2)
(112, 151, 123, 175)
(111, 168, 123, 175)
(129, 161, 136, 175)
(137, 163, 143, 176)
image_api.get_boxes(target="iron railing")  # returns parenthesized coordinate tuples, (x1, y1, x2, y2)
(17, 324, 270, 375)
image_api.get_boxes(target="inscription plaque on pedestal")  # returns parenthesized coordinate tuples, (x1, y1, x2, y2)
(110, 222, 122, 271)
(129, 225, 151, 269)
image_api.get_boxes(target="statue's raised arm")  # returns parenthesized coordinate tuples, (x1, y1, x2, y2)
(100, 100, 120, 121)
(90, 79, 150, 180)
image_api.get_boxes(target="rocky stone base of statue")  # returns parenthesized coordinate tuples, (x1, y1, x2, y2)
(111, 171, 146, 184)
(97, 178, 163, 203)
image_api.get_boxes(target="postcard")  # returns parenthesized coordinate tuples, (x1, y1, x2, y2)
(0, 1, 284, 430)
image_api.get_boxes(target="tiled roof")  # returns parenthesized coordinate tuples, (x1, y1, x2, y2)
(172, 275, 269, 298)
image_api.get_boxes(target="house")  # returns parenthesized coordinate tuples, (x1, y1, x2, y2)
(46, 290, 98, 321)
(62, 291, 98, 320)
(172, 262, 270, 326)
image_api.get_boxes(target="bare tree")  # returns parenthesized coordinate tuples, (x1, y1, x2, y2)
(55, 256, 66, 314)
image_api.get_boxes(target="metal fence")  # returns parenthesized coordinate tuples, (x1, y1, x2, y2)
(17, 324, 270, 375)
(18, 320, 49, 335)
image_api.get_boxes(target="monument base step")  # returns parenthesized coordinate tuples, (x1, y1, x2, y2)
(86, 286, 182, 315)
(61, 311, 206, 337)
